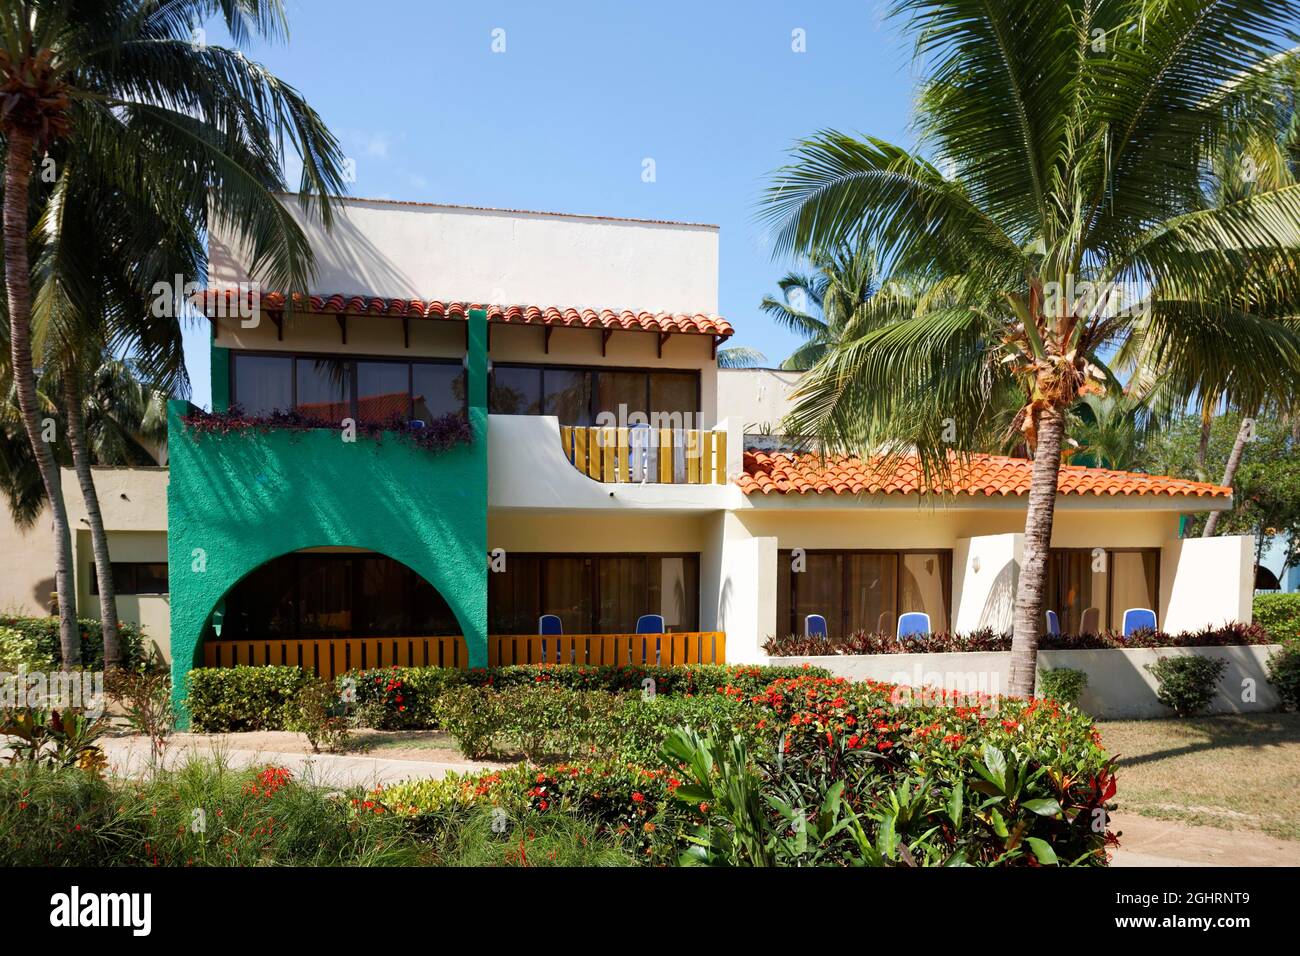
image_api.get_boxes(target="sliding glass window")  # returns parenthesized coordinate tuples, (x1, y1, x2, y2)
(488, 553, 699, 634)
(1048, 549, 1160, 633)
(489, 364, 700, 428)
(230, 352, 465, 423)
(775, 550, 952, 640)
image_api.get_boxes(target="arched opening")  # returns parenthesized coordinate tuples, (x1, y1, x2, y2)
(201, 547, 469, 678)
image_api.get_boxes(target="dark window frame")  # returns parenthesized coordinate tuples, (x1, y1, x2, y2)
(228, 349, 466, 421)
(1048, 547, 1162, 632)
(488, 551, 702, 633)
(88, 562, 170, 596)
(490, 361, 702, 425)
(775, 548, 954, 638)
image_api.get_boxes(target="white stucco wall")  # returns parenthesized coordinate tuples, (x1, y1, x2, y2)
(716, 368, 803, 432)
(1160, 534, 1255, 633)
(209, 196, 720, 316)
(701, 513, 776, 663)
(952, 533, 1023, 633)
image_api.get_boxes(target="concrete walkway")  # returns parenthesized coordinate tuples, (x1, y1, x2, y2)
(1109, 812, 1300, 867)
(95, 736, 497, 790)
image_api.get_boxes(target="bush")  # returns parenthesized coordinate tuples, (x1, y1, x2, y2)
(185, 666, 312, 731)
(1037, 667, 1088, 706)
(1266, 643, 1300, 711)
(1254, 593, 1300, 643)
(433, 683, 624, 761)
(0, 625, 52, 670)
(0, 759, 425, 866)
(1145, 655, 1228, 717)
(434, 686, 502, 759)
(441, 807, 635, 867)
(339, 666, 466, 729)
(0, 615, 146, 669)
(286, 680, 350, 753)
(764, 622, 1274, 656)
(614, 692, 758, 764)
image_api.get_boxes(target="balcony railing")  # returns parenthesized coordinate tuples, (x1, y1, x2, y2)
(203, 632, 726, 681)
(559, 425, 727, 484)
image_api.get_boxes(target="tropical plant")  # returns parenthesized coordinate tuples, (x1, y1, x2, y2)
(761, 0, 1300, 695)
(1146, 655, 1228, 717)
(0, 0, 347, 668)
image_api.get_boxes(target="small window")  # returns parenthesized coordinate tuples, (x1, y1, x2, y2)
(412, 362, 467, 421)
(232, 354, 292, 415)
(296, 357, 352, 424)
(89, 562, 169, 596)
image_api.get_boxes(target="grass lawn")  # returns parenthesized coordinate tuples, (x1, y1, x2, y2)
(1099, 713, 1300, 842)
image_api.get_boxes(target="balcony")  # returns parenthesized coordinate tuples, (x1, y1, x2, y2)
(559, 425, 727, 484)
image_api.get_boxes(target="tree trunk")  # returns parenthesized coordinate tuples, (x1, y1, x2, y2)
(1196, 407, 1213, 477)
(1008, 405, 1066, 698)
(63, 372, 122, 669)
(3, 128, 80, 668)
(1203, 408, 1256, 538)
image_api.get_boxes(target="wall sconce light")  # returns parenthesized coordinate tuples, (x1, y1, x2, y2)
(971, 556, 981, 574)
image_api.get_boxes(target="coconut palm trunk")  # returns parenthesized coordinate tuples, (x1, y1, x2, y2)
(3, 128, 80, 668)
(1008, 406, 1065, 697)
(61, 371, 121, 668)
(1203, 407, 1258, 537)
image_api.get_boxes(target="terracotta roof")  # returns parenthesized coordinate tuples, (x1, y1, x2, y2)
(738, 451, 1232, 499)
(198, 289, 732, 338)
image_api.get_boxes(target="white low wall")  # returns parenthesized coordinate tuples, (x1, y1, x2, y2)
(769, 644, 1283, 719)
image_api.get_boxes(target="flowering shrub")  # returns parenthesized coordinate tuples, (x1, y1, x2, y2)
(180, 405, 472, 454)
(764, 621, 1275, 656)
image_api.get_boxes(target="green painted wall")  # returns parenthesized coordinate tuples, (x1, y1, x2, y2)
(168, 311, 489, 722)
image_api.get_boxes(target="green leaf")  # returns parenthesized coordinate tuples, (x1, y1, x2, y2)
(1021, 797, 1063, 818)
(1025, 837, 1059, 866)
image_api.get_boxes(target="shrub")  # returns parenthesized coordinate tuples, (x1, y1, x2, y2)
(1266, 643, 1300, 711)
(1253, 593, 1300, 643)
(287, 680, 351, 753)
(1145, 655, 1228, 717)
(434, 686, 502, 758)
(0, 615, 146, 669)
(1037, 667, 1088, 706)
(614, 692, 758, 764)
(0, 625, 52, 670)
(443, 807, 635, 867)
(185, 666, 312, 731)
(433, 683, 624, 761)
(339, 666, 466, 729)
(763, 622, 1274, 656)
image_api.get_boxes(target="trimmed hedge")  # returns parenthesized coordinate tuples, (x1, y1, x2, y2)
(1253, 593, 1300, 643)
(186, 666, 313, 731)
(764, 622, 1275, 657)
(0, 615, 146, 669)
(185, 663, 833, 733)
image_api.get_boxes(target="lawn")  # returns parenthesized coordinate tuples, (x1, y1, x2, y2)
(1099, 713, 1300, 842)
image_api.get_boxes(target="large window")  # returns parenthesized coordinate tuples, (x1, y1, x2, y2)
(1048, 548, 1160, 633)
(215, 553, 460, 640)
(89, 562, 169, 595)
(488, 553, 699, 634)
(489, 364, 699, 427)
(230, 352, 465, 422)
(775, 550, 952, 639)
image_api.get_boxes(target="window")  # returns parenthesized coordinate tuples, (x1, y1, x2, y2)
(229, 352, 465, 423)
(775, 550, 952, 640)
(215, 553, 461, 640)
(488, 553, 699, 633)
(490, 364, 701, 427)
(1047, 548, 1160, 632)
(89, 563, 169, 595)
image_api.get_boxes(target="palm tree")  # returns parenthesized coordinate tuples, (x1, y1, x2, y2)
(761, 0, 1300, 696)
(759, 239, 880, 370)
(0, 1, 347, 668)
(716, 346, 768, 368)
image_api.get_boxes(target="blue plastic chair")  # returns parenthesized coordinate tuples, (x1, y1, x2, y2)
(636, 614, 665, 635)
(897, 612, 931, 639)
(804, 614, 829, 641)
(1122, 608, 1157, 638)
(1045, 609, 1061, 636)
(538, 614, 562, 635)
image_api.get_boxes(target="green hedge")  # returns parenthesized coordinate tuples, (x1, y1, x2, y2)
(186, 666, 313, 731)
(1253, 593, 1300, 643)
(0, 615, 146, 669)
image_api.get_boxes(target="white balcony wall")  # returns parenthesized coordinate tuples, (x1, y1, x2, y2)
(1161, 534, 1256, 633)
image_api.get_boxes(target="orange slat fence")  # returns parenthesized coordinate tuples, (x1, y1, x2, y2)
(202, 632, 726, 680)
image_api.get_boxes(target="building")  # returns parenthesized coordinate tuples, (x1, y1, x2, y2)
(0, 196, 1254, 712)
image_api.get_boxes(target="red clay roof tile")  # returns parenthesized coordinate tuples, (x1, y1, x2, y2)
(737, 451, 1231, 499)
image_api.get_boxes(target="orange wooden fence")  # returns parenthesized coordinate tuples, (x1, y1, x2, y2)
(202, 632, 726, 681)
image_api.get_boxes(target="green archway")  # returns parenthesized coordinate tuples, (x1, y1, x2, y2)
(167, 311, 488, 723)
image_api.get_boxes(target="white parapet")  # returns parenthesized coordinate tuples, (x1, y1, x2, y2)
(1161, 534, 1255, 633)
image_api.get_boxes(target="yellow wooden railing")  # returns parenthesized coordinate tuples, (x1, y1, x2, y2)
(202, 632, 726, 681)
(559, 426, 727, 484)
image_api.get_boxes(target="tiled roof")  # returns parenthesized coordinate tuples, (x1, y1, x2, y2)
(738, 451, 1232, 499)
(198, 290, 733, 338)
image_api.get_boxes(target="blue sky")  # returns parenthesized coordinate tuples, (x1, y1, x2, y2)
(185, 0, 916, 407)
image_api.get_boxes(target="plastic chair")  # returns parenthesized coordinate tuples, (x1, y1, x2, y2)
(1079, 606, 1100, 636)
(804, 614, 829, 640)
(1122, 608, 1157, 637)
(897, 612, 931, 639)
(538, 614, 562, 635)
(1045, 609, 1061, 637)
(635, 614, 665, 635)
